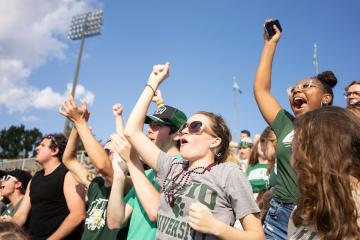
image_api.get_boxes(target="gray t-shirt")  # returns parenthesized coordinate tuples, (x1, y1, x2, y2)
(155, 151, 259, 240)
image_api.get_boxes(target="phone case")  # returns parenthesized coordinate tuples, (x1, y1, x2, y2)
(265, 20, 282, 39)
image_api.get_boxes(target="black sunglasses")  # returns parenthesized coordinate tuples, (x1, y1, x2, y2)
(178, 121, 216, 137)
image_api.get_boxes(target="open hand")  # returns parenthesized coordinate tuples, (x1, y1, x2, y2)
(59, 95, 90, 123)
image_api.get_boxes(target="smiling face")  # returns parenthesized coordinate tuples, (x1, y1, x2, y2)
(178, 114, 219, 162)
(288, 78, 330, 117)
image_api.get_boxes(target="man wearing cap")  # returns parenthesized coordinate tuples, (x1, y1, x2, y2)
(0, 169, 31, 218)
(107, 103, 187, 240)
(239, 137, 253, 172)
(10, 133, 86, 240)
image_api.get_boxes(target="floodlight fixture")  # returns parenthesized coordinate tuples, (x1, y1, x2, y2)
(68, 10, 103, 40)
(64, 9, 103, 137)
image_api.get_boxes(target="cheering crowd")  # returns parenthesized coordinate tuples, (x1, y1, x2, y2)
(0, 20, 359, 240)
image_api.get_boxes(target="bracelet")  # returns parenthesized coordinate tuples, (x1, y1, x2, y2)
(156, 99, 164, 106)
(146, 84, 156, 95)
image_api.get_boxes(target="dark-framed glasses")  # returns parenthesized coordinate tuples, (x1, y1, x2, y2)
(344, 91, 360, 98)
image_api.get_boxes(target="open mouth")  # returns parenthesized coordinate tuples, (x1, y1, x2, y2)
(180, 138, 188, 146)
(293, 96, 307, 110)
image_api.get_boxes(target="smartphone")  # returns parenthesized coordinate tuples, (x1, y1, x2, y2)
(265, 19, 282, 39)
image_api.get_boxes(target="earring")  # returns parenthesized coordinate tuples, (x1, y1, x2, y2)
(321, 100, 328, 107)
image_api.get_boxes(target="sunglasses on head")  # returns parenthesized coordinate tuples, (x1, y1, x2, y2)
(44, 135, 59, 148)
(239, 141, 253, 149)
(178, 121, 217, 137)
(1, 175, 18, 182)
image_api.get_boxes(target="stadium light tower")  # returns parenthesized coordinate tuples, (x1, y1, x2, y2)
(64, 10, 103, 137)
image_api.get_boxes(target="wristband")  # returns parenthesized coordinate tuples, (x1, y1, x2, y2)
(146, 84, 156, 95)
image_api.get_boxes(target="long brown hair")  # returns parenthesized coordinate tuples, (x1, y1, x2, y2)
(292, 106, 360, 239)
(248, 127, 276, 170)
(196, 111, 231, 163)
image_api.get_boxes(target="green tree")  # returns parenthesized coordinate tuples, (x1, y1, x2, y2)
(0, 125, 43, 159)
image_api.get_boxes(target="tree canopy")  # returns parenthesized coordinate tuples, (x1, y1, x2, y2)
(0, 125, 43, 159)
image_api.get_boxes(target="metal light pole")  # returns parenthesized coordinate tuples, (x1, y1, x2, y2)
(64, 10, 103, 137)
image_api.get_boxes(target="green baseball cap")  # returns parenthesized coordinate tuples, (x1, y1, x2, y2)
(145, 105, 187, 130)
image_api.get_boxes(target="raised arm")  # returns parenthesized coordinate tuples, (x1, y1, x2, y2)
(60, 96, 114, 183)
(62, 127, 92, 188)
(48, 172, 86, 240)
(124, 63, 170, 170)
(112, 103, 125, 134)
(254, 20, 282, 125)
(106, 152, 132, 229)
(111, 133, 160, 221)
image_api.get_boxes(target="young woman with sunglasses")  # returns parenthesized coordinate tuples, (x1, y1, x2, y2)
(123, 63, 264, 240)
(254, 20, 337, 240)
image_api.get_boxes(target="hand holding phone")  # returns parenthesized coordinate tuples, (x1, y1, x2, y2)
(265, 19, 282, 39)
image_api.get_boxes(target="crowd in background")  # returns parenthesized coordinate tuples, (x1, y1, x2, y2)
(0, 20, 359, 240)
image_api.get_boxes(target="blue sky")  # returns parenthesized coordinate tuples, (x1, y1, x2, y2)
(1, 0, 360, 143)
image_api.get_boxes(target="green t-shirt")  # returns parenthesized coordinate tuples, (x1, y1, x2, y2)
(125, 169, 160, 240)
(271, 109, 299, 203)
(82, 177, 119, 240)
(247, 163, 269, 193)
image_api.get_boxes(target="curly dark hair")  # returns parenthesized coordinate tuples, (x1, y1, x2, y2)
(292, 106, 360, 239)
(41, 133, 68, 162)
(196, 111, 231, 163)
(313, 70, 338, 105)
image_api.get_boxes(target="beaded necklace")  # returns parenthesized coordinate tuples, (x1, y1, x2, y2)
(162, 161, 216, 207)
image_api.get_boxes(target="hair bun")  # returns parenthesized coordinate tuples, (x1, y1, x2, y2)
(317, 70, 337, 88)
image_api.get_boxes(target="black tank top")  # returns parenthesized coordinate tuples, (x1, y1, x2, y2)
(30, 163, 80, 240)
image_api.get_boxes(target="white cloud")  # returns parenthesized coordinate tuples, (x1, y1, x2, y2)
(21, 116, 40, 123)
(0, 0, 99, 114)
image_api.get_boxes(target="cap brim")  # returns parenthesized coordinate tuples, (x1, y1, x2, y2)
(144, 115, 170, 125)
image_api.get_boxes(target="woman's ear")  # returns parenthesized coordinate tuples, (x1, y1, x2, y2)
(321, 94, 332, 106)
(210, 137, 222, 149)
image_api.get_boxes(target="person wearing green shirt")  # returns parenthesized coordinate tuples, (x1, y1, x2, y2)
(60, 99, 127, 240)
(246, 127, 276, 196)
(254, 19, 338, 240)
(108, 102, 187, 240)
